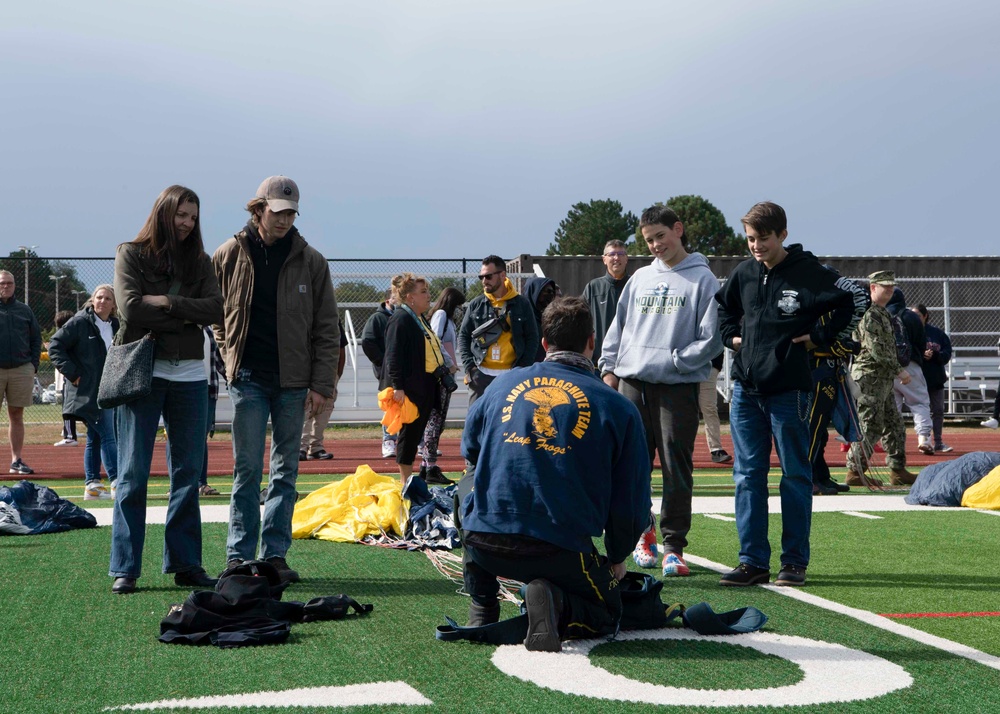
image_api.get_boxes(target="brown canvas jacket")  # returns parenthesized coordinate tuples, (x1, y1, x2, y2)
(212, 230, 339, 397)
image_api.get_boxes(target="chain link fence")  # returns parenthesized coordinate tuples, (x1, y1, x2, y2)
(3, 256, 998, 424)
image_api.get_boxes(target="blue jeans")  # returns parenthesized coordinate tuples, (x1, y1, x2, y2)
(109, 378, 208, 578)
(84, 408, 117, 484)
(227, 375, 307, 562)
(729, 381, 814, 570)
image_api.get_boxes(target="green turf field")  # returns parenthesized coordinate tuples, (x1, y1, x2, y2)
(3, 477, 1000, 713)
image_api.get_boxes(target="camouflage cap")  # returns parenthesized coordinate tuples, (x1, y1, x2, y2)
(868, 270, 896, 286)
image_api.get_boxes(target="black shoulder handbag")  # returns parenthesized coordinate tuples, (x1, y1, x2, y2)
(97, 279, 181, 409)
(97, 333, 156, 409)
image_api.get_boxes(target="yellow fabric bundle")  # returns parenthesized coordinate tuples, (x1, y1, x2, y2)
(377, 387, 419, 435)
(961, 465, 1000, 510)
(291, 464, 409, 542)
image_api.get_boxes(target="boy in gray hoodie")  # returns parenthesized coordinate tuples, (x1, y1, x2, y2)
(599, 205, 721, 578)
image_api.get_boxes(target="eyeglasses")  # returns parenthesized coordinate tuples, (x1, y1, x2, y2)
(477, 270, 503, 281)
(603, 251, 627, 258)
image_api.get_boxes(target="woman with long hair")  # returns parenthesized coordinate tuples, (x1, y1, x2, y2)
(382, 273, 448, 486)
(419, 287, 465, 484)
(109, 185, 223, 594)
(48, 285, 120, 500)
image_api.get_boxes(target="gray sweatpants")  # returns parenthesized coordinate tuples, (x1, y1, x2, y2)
(893, 362, 932, 441)
(619, 378, 699, 555)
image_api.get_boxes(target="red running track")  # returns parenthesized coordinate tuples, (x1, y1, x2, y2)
(8, 430, 1000, 481)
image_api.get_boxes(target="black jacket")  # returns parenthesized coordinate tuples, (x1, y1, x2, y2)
(381, 307, 438, 412)
(921, 322, 952, 390)
(48, 307, 120, 426)
(582, 271, 629, 368)
(361, 302, 393, 379)
(886, 288, 926, 367)
(522, 277, 556, 363)
(716, 244, 855, 395)
(0, 297, 41, 370)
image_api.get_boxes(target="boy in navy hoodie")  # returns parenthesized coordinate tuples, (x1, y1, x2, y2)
(600, 205, 721, 579)
(715, 202, 862, 587)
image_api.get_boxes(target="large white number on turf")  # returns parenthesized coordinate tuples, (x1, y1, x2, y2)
(492, 630, 913, 707)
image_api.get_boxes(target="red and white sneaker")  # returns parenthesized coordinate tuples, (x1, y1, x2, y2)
(662, 552, 690, 577)
(632, 526, 659, 569)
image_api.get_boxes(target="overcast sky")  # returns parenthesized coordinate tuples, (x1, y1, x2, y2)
(3, 0, 997, 260)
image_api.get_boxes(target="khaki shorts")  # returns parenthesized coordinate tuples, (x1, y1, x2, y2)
(0, 363, 35, 408)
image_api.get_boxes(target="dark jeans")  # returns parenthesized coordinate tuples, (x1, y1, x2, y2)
(84, 408, 117, 484)
(928, 387, 945, 444)
(618, 378, 699, 554)
(110, 378, 208, 578)
(730, 381, 814, 570)
(463, 538, 621, 640)
(228, 375, 308, 562)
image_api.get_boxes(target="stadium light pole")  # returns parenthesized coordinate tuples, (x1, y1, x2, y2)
(17, 245, 38, 308)
(71, 289, 85, 311)
(49, 274, 67, 323)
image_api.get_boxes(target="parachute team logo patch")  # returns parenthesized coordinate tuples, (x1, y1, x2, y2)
(501, 377, 591, 454)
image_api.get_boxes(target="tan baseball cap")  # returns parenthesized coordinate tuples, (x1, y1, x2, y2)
(256, 176, 299, 214)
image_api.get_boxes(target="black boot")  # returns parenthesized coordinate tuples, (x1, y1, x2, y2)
(468, 601, 501, 627)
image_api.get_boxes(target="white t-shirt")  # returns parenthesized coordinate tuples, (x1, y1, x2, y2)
(96, 315, 114, 349)
(153, 358, 207, 382)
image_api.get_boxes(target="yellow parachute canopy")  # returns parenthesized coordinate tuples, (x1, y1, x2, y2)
(291, 465, 409, 542)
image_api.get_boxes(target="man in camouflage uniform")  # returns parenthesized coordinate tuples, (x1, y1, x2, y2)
(846, 271, 917, 487)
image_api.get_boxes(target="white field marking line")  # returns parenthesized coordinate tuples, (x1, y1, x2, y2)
(841, 511, 883, 520)
(704, 513, 736, 522)
(976, 509, 1000, 516)
(683, 553, 1000, 672)
(104, 681, 432, 711)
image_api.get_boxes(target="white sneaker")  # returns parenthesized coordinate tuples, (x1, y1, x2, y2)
(84, 481, 112, 500)
(54, 438, 78, 447)
(983, 418, 1000, 429)
(381, 441, 397, 458)
(917, 438, 934, 456)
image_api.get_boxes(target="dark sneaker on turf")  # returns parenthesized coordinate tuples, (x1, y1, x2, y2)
(9, 459, 33, 475)
(424, 465, 455, 485)
(775, 564, 807, 587)
(524, 579, 563, 652)
(935, 443, 953, 453)
(266, 556, 300, 583)
(813, 481, 838, 496)
(309, 449, 334, 460)
(710, 449, 732, 464)
(719, 563, 770, 586)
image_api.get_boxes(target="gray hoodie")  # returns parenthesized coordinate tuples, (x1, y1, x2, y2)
(599, 252, 721, 384)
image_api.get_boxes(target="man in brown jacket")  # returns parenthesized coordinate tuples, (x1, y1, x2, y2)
(214, 176, 339, 584)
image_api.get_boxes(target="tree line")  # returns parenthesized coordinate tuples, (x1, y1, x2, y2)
(546, 195, 747, 257)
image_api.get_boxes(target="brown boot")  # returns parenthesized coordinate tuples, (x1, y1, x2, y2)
(846, 468, 883, 488)
(845, 469, 866, 486)
(890, 468, 917, 486)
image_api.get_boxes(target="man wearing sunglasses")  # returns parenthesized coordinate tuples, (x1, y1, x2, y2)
(457, 255, 538, 405)
(582, 239, 630, 369)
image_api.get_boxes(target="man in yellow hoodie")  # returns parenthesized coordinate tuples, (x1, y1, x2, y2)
(457, 255, 539, 405)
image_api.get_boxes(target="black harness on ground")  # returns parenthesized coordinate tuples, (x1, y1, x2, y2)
(159, 560, 373, 648)
(435, 572, 766, 644)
